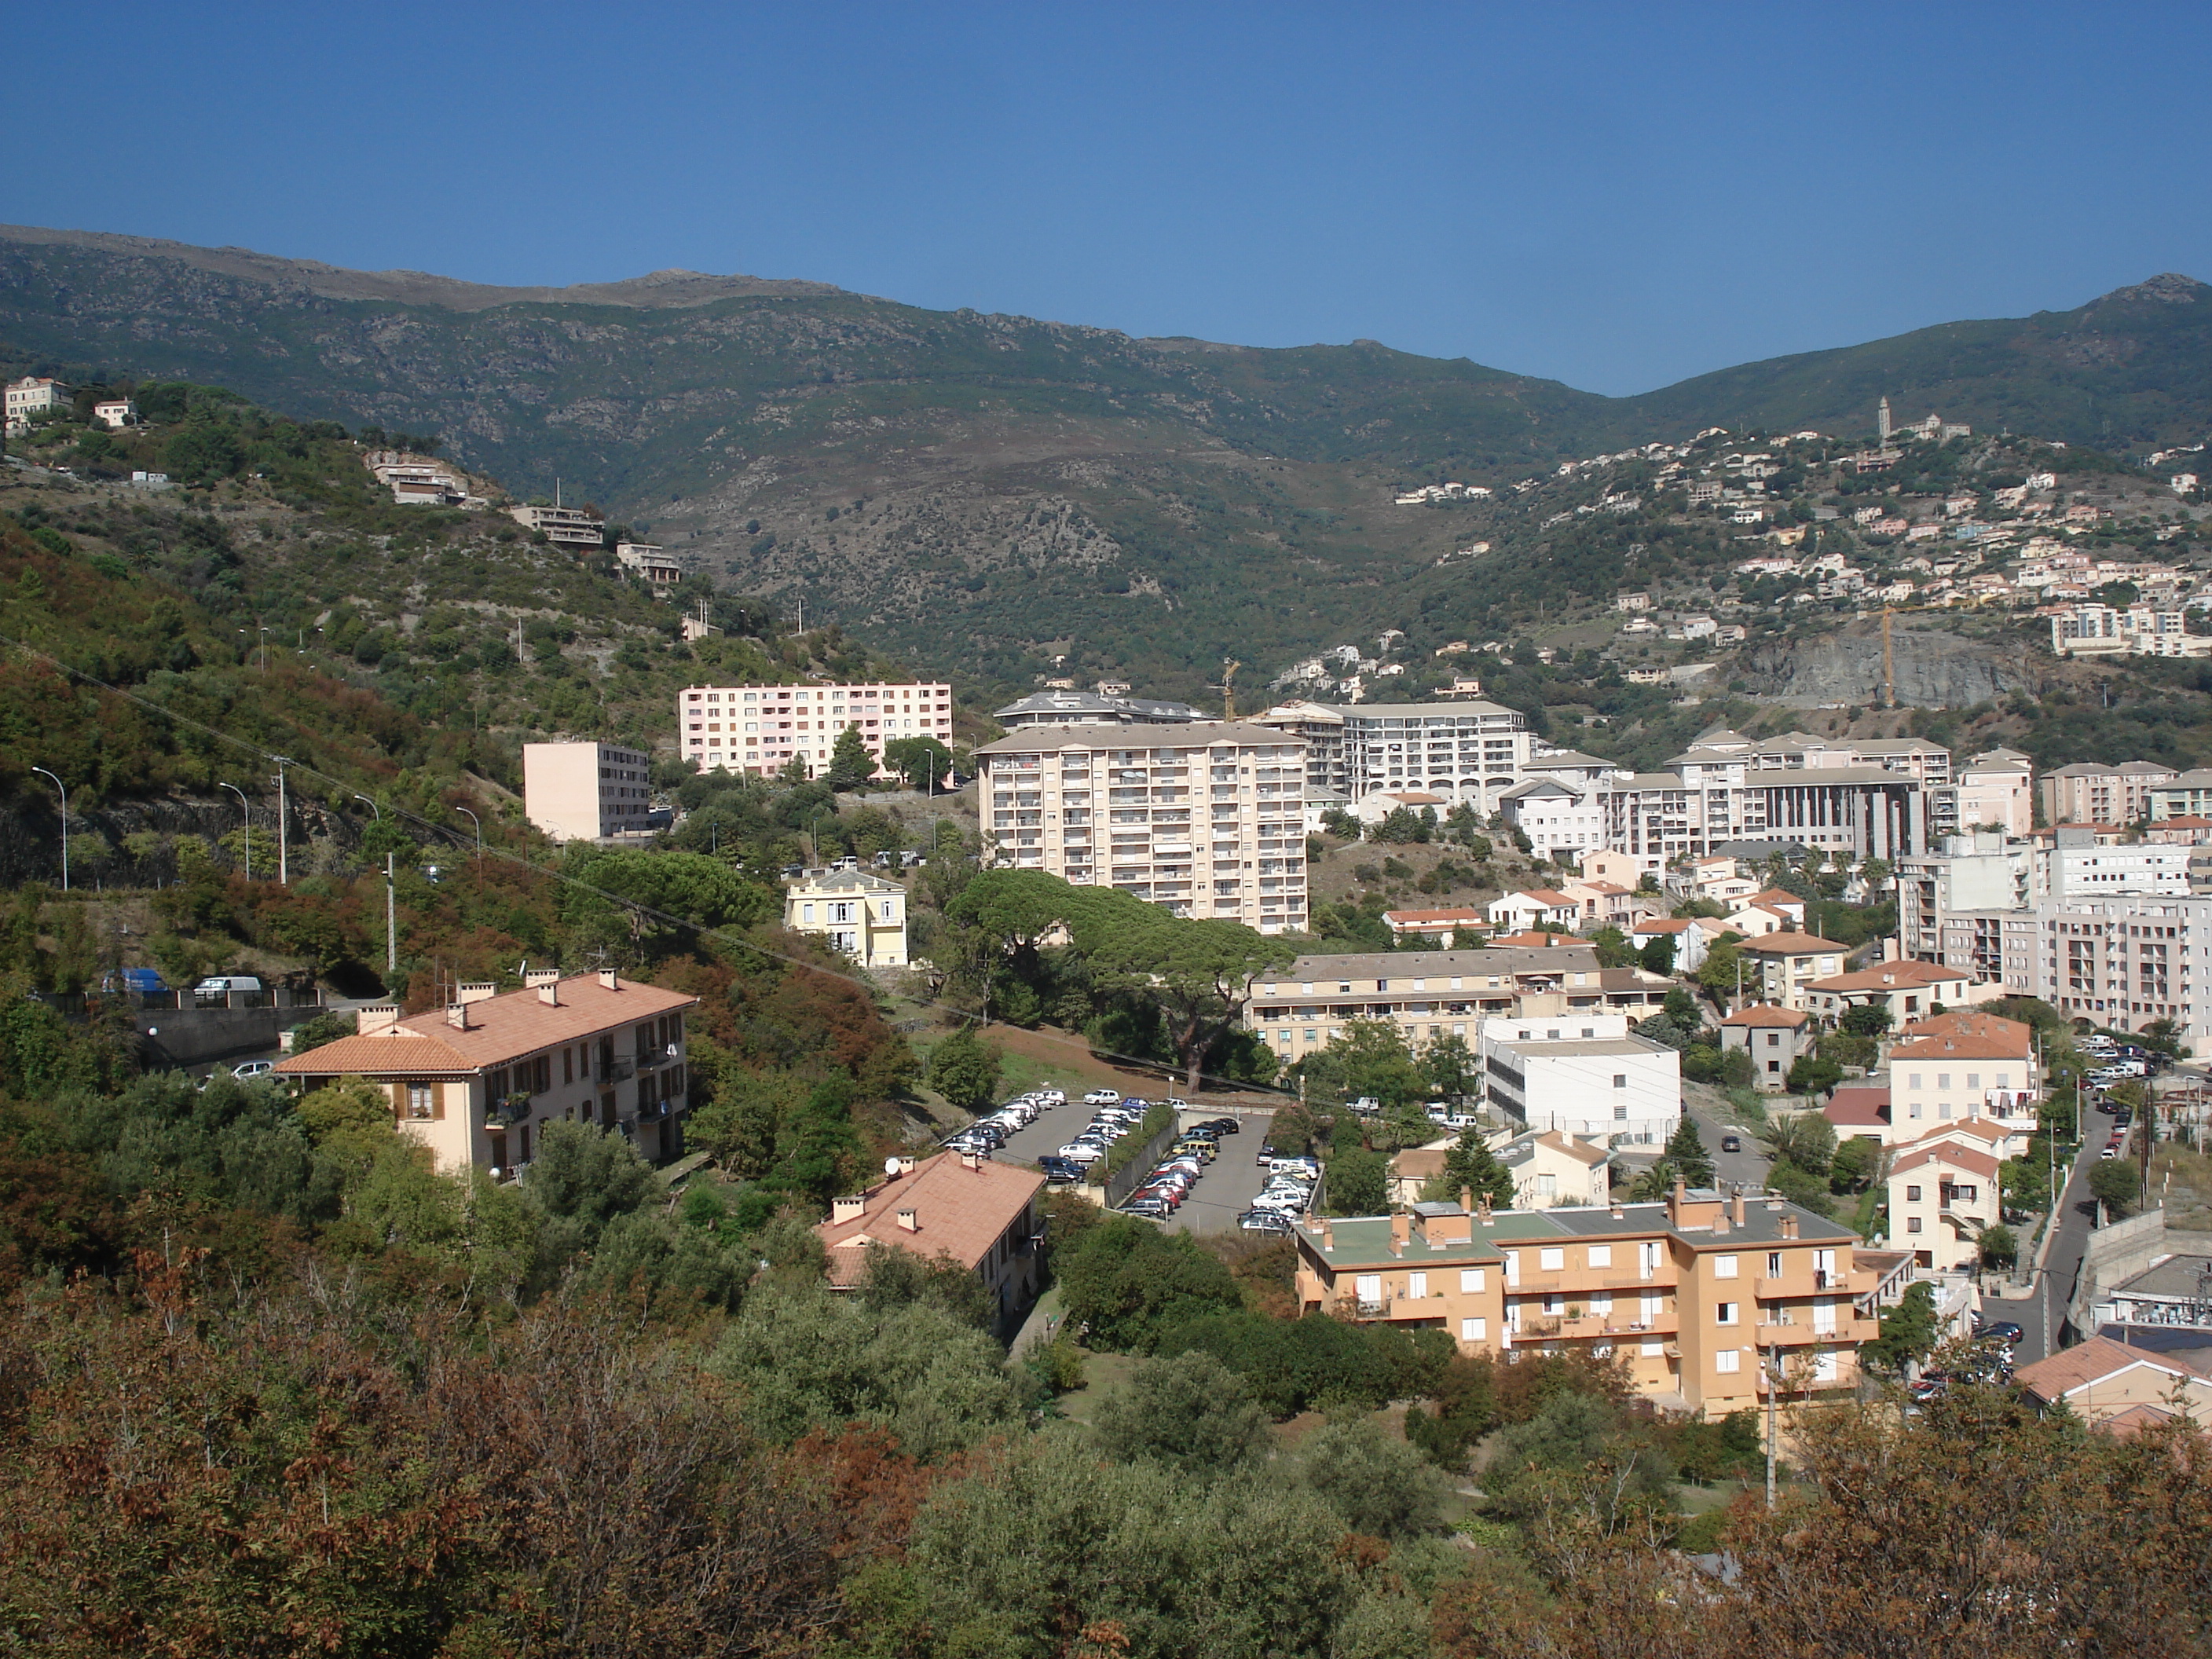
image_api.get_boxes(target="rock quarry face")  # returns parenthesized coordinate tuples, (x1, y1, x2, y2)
(1737, 622, 2030, 708)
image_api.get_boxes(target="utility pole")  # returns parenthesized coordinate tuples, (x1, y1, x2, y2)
(31, 767, 68, 891)
(386, 854, 398, 978)
(1766, 1341, 1781, 1510)
(272, 756, 291, 883)
(219, 782, 251, 879)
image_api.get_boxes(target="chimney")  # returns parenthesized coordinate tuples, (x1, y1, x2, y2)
(1780, 1212, 1799, 1240)
(961, 1152, 983, 1170)
(832, 1195, 866, 1224)
(526, 968, 561, 1005)
(1730, 1188, 1747, 1228)
(895, 1207, 918, 1232)
(1459, 1185, 1474, 1215)
(1478, 1194, 1494, 1226)
(1321, 1220, 1335, 1252)
(598, 969, 619, 990)
(893, 1155, 916, 1177)
(357, 1004, 402, 1036)
(1390, 1212, 1409, 1255)
(445, 1002, 471, 1031)
(457, 981, 497, 1005)
(1668, 1174, 1686, 1226)
(1610, 1201, 1625, 1219)
(538, 983, 560, 1005)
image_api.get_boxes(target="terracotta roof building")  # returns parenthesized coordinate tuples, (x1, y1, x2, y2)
(1381, 906, 1487, 943)
(1719, 1003, 1812, 1091)
(817, 1151, 1047, 1334)
(276, 969, 698, 1173)
(2012, 1336, 2212, 1428)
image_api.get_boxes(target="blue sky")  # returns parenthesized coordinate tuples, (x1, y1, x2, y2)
(9, 2, 2208, 395)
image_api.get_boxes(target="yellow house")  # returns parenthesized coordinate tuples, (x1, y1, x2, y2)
(783, 870, 909, 968)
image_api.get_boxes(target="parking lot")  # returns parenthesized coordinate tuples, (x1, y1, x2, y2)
(975, 1086, 1279, 1236)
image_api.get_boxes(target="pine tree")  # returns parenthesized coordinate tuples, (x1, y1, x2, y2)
(1426, 1125, 1518, 1209)
(826, 725, 877, 792)
(1663, 1117, 1716, 1188)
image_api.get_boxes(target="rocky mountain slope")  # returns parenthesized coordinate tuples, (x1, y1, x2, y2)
(4, 225, 2207, 701)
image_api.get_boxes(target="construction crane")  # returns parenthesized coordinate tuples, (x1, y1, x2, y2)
(1218, 657, 1243, 720)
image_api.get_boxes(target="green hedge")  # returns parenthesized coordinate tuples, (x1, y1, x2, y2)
(1102, 1099, 1180, 1181)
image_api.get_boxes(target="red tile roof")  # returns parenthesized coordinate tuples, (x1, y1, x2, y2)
(1721, 1004, 1807, 1027)
(817, 1152, 1045, 1285)
(1632, 918, 1695, 934)
(1823, 1086, 1891, 1129)
(1888, 1141, 2000, 1179)
(2012, 1335, 2211, 1404)
(1734, 931, 1848, 955)
(277, 972, 697, 1076)
(1897, 1009, 2033, 1053)
(1807, 961, 1968, 993)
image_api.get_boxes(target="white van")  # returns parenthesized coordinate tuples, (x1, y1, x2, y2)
(193, 975, 266, 998)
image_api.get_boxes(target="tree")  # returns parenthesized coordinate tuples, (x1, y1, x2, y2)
(1785, 1053, 1844, 1097)
(928, 1025, 1002, 1112)
(2089, 1158, 2142, 1218)
(1093, 1352, 1270, 1476)
(1327, 1147, 1387, 1216)
(1591, 926, 1635, 968)
(1697, 939, 1745, 1009)
(521, 1120, 656, 1256)
(1662, 1117, 1715, 1188)
(1829, 1134, 1881, 1195)
(1979, 1223, 2018, 1270)
(1322, 1017, 1427, 1111)
(1839, 1002, 1893, 1037)
(1296, 1418, 1451, 1541)
(1862, 1280, 1938, 1372)
(1419, 1032, 1478, 1100)
(1425, 1124, 1519, 1210)
(1639, 933, 1677, 974)
(1054, 1216, 1242, 1352)
(825, 725, 878, 791)
(881, 734, 952, 791)
(1763, 1111, 1837, 1177)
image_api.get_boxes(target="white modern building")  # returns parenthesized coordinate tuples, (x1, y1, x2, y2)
(783, 870, 908, 969)
(507, 503, 606, 548)
(522, 742, 656, 842)
(1476, 1013, 1681, 1147)
(616, 541, 684, 592)
(679, 681, 953, 777)
(1252, 698, 1536, 812)
(973, 721, 1309, 932)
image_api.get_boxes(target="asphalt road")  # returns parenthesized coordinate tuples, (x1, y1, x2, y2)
(1679, 1092, 1775, 1192)
(1980, 1139, 2098, 1366)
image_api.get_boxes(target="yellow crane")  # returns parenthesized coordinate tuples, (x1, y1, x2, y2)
(1219, 657, 1242, 719)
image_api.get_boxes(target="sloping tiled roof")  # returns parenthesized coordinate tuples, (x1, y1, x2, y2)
(1897, 1009, 2033, 1051)
(816, 1152, 1044, 1284)
(1823, 1086, 1891, 1127)
(1889, 1141, 2001, 1179)
(1807, 961, 1967, 993)
(1632, 918, 1695, 934)
(1888, 1032, 2032, 1062)
(2013, 1335, 2210, 1404)
(1747, 888, 1805, 909)
(279, 973, 698, 1076)
(275, 1033, 478, 1076)
(1722, 1004, 1808, 1027)
(1734, 931, 1848, 956)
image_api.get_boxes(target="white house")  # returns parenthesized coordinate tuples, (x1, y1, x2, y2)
(1477, 1014, 1681, 1148)
(1488, 889, 1584, 933)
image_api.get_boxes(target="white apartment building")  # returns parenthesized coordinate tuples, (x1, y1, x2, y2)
(2148, 770, 2212, 821)
(2030, 895, 2212, 1049)
(2049, 605, 2199, 658)
(616, 541, 684, 592)
(973, 722, 1309, 932)
(522, 742, 655, 841)
(507, 503, 606, 548)
(783, 870, 908, 969)
(2042, 762, 2176, 827)
(679, 681, 953, 777)
(1497, 749, 1619, 862)
(1476, 1013, 1681, 1147)
(2033, 827, 2195, 902)
(1897, 832, 2031, 961)
(1950, 748, 2034, 836)
(1253, 699, 1535, 811)
(5, 376, 68, 431)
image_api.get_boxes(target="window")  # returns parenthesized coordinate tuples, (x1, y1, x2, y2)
(1539, 1247, 1565, 1272)
(1906, 1185, 1922, 1203)
(1407, 1272, 1428, 1300)
(1459, 1317, 1487, 1342)
(1713, 1254, 1738, 1279)
(1613, 1102, 1628, 1120)
(406, 1082, 436, 1120)
(1588, 1245, 1612, 1269)
(1715, 1349, 1741, 1374)
(1612, 1074, 1628, 1089)
(1767, 1031, 1780, 1046)
(1767, 1252, 1782, 1278)
(1459, 1269, 1485, 1294)
(1716, 1302, 1738, 1325)
(1906, 1217, 1924, 1234)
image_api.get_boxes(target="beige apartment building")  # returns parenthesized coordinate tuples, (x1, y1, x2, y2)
(818, 1150, 1047, 1337)
(507, 503, 606, 548)
(1293, 1183, 1877, 1417)
(1730, 932, 1850, 1010)
(2040, 761, 2177, 829)
(1246, 945, 1674, 1062)
(4, 375, 69, 431)
(522, 741, 655, 841)
(783, 870, 909, 968)
(679, 681, 953, 777)
(276, 969, 698, 1170)
(974, 721, 1309, 932)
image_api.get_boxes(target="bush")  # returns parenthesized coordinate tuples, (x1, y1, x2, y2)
(2089, 1159, 2142, 1218)
(1979, 1223, 2018, 1270)
(1102, 1097, 1177, 1181)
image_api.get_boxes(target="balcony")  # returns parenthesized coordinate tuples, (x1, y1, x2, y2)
(597, 1057, 635, 1084)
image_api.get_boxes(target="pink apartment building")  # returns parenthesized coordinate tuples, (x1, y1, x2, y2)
(679, 681, 953, 777)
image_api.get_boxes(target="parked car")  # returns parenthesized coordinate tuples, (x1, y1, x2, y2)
(1123, 1196, 1170, 1219)
(1205, 1117, 1240, 1134)
(102, 968, 167, 995)
(193, 975, 265, 998)
(1083, 1090, 1122, 1106)
(1346, 1096, 1381, 1116)
(230, 1060, 276, 1080)
(1057, 1142, 1106, 1163)
(1975, 1319, 2024, 1346)
(1238, 1210, 1295, 1234)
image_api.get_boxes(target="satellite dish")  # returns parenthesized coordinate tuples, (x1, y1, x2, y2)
(884, 1156, 902, 1176)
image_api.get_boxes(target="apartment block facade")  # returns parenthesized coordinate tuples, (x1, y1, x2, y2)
(2040, 761, 2177, 828)
(2028, 894, 2212, 1050)
(276, 970, 697, 1170)
(522, 741, 655, 841)
(973, 721, 1309, 932)
(1247, 947, 1674, 1065)
(1476, 1013, 1682, 1145)
(1253, 699, 1536, 811)
(679, 680, 953, 776)
(1293, 1185, 1877, 1419)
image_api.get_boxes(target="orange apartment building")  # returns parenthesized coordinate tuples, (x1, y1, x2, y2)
(1293, 1183, 1879, 1416)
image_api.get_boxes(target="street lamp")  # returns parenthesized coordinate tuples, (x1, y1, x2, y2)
(455, 805, 482, 866)
(271, 756, 291, 883)
(30, 767, 68, 891)
(219, 782, 251, 879)
(355, 797, 396, 979)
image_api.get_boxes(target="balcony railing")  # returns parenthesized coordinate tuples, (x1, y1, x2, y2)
(598, 1057, 635, 1083)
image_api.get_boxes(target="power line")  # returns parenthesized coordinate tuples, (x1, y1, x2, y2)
(0, 628, 1288, 1098)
